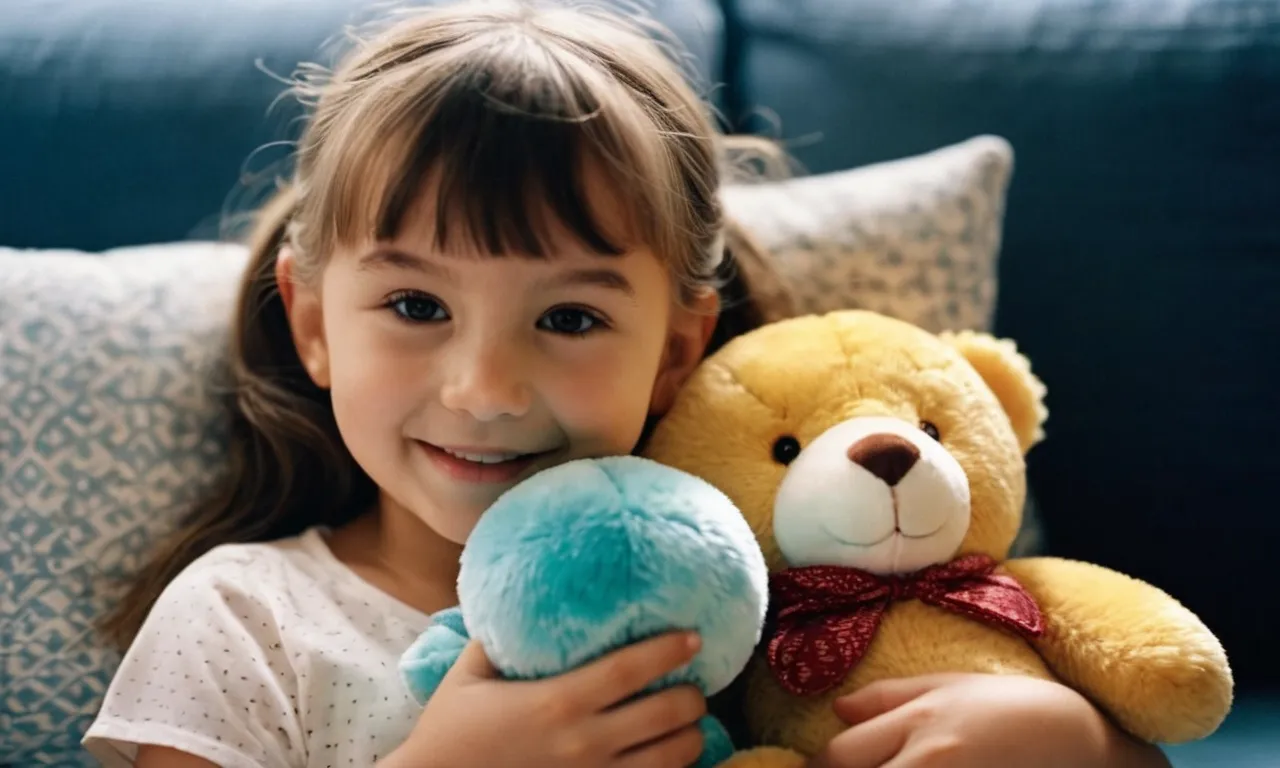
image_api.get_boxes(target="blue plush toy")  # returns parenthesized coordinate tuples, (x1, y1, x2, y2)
(398, 455, 769, 767)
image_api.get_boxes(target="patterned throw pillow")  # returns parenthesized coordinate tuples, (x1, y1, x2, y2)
(0, 136, 1023, 765)
(723, 135, 1014, 333)
(0, 243, 248, 766)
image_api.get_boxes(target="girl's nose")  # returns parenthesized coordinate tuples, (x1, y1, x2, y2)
(438, 339, 533, 421)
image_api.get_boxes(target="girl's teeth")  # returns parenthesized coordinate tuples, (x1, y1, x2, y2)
(442, 448, 523, 464)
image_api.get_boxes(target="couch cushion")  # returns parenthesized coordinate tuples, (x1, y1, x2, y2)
(725, 0, 1280, 688)
(0, 0, 723, 252)
(724, 135, 1012, 334)
(0, 243, 247, 766)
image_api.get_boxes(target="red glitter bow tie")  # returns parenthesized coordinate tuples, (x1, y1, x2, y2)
(766, 554, 1045, 696)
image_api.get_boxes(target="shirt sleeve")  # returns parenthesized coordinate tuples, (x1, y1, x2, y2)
(83, 548, 306, 768)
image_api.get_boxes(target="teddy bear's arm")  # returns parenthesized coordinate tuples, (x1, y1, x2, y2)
(1003, 557, 1233, 744)
(714, 746, 808, 768)
(398, 606, 470, 705)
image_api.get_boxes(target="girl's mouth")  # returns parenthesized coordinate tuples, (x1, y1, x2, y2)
(418, 441, 556, 484)
(439, 447, 526, 464)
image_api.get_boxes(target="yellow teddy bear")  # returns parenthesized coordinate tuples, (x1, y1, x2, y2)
(642, 310, 1233, 765)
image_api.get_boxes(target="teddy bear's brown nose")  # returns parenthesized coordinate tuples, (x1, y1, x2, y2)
(847, 434, 920, 486)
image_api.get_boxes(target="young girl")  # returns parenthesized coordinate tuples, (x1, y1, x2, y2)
(84, 2, 1171, 767)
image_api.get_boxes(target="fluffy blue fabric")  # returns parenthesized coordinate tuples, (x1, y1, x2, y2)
(399, 455, 769, 766)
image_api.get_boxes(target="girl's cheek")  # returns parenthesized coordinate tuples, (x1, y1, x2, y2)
(548, 356, 656, 430)
(328, 325, 428, 405)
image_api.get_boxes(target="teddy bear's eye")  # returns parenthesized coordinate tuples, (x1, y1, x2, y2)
(772, 436, 801, 465)
(920, 421, 941, 441)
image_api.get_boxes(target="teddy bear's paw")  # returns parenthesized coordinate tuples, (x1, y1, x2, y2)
(716, 746, 807, 768)
(397, 622, 469, 704)
(694, 715, 737, 767)
(1005, 557, 1234, 743)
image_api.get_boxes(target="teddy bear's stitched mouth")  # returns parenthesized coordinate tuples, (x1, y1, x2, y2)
(820, 519, 947, 548)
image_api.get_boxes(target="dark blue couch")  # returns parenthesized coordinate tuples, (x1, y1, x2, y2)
(2, 0, 1276, 764)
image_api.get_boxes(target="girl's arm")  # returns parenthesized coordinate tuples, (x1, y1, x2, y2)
(811, 673, 1173, 768)
(135, 746, 219, 768)
(1105, 730, 1174, 768)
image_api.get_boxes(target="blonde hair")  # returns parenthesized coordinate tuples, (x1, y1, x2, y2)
(102, 0, 794, 649)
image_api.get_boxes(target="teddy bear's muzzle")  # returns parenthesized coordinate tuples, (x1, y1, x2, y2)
(772, 416, 973, 576)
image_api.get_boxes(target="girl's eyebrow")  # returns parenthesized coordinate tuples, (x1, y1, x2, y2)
(538, 268, 635, 297)
(359, 247, 635, 296)
(358, 247, 449, 278)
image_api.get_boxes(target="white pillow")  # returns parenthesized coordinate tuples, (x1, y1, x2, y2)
(725, 135, 1013, 333)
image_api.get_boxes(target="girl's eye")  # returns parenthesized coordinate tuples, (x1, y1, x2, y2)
(387, 293, 447, 323)
(539, 307, 604, 336)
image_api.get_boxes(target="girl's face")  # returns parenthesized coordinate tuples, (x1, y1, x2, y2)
(281, 181, 717, 544)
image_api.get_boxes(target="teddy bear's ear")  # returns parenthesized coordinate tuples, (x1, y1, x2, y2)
(939, 330, 1049, 454)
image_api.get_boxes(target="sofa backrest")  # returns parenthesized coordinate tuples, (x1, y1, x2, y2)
(0, 0, 725, 250)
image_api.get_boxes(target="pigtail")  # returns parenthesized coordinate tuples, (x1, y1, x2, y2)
(706, 215, 797, 355)
(98, 186, 376, 651)
(703, 132, 799, 354)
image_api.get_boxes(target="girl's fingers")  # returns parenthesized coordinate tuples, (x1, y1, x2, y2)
(807, 707, 911, 768)
(448, 640, 500, 680)
(598, 685, 706, 753)
(559, 631, 701, 713)
(833, 674, 969, 725)
(614, 723, 705, 768)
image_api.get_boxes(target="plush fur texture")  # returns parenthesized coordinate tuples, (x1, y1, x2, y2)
(398, 455, 769, 767)
(642, 310, 1233, 764)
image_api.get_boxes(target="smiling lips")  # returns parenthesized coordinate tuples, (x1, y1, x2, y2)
(417, 441, 553, 483)
(439, 447, 525, 464)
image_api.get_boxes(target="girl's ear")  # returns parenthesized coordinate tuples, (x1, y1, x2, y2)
(650, 287, 719, 416)
(275, 245, 297, 315)
(276, 246, 332, 389)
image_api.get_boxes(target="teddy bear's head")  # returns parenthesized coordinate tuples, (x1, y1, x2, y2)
(644, 310, 1048, 575)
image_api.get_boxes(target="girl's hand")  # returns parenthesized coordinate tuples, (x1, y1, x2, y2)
(807, 673, 1171, 768)
(381, 631, 708, 768)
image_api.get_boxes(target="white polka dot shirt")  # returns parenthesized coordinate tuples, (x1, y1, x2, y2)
(83, 528, 431, 767)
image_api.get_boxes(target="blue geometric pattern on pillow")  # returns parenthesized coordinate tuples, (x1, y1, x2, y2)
(0, 243, 247, 766)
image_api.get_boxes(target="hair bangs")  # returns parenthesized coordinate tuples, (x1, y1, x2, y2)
(322, 28, 672, 261)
